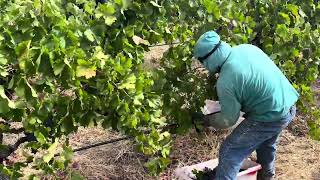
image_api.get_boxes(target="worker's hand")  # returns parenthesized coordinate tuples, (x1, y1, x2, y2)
(191, 111, 232, 131)
(191, 112, 218, 132)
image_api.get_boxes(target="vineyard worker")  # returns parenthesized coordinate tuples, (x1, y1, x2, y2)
(192, 31, 299, 180)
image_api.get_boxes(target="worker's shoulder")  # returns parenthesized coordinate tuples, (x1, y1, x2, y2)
(229, 43, 272, 65)
(231, 44, 268, 58)
(232, 44, 262, 51)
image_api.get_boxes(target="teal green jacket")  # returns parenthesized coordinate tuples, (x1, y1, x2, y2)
(194, 31, 299, 129)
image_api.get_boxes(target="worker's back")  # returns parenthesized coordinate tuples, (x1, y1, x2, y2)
(218, 44, 299, 122)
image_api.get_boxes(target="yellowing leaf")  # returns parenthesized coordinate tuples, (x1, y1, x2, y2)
(132, 36, 150, 46)
(105, 16, 117, 26)
(118, 74, 136, 89)
(115, 0, 132, 10)
(29, 118, 37, 125)
(161, 148, 170, 158)
(119, 82, 135, 90)
(43, 140, 58, 163)
(94, 47, 110, 60)
(76, 65, 96, 79)
(93, 47, 110, 69)
(84, 29, 95, 42)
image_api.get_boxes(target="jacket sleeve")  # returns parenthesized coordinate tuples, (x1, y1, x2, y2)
(205, 81, 241, 129)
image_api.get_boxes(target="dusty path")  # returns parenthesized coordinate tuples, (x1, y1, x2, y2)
(276, 131, 320, 180)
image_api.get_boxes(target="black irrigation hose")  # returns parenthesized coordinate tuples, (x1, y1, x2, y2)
(72, 136, 133, 153)
(71, 111, 221, 153)
(70, 123, 179, 153)
(3, 114, 220, 157)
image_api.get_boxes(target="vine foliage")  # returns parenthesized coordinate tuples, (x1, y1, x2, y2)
(0, 0, 319, 178)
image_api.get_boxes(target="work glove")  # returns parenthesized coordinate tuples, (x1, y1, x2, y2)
(203, 113, 223, 130)
(192, 111, 232, 131)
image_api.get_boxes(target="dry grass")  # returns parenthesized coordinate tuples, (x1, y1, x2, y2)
(69, 127, 152, 180)
(2, 114, 320, 179)
(159, 130, 229, 179)
(68, 128, 229, 180)
(68, 124, 320, 180)
(144, 45, 169, 70)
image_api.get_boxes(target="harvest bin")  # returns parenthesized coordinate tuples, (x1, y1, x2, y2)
(174, 158, 262, 180)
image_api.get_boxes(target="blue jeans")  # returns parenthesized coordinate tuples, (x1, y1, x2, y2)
(215, 106, 296, 180)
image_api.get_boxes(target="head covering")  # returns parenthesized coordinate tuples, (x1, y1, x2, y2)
(193, 31, 232, 73)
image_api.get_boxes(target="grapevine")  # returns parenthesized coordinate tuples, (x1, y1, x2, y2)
(0, 0, 319, 178)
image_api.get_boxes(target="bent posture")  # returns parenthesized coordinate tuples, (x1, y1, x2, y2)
(193, 31, 299, 180)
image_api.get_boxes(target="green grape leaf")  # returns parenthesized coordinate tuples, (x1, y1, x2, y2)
(34, 131, 46, 144)
(53, 62, 65, 76)
(0, 99, 10, 114)
(96, 2, 116, 18)
(133, 93, 144, 105)
(43, 140, 58, 163)
(279, 12, 291, 25)
(118, 74, 136, 90)
(62, 145, 74, 161)
(0, 54, 7, 65)
(287, 4, 299, 17)
(115, 0, 132, 10)
(15, 40, 31, 71)
(0, 85, 15, 109)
